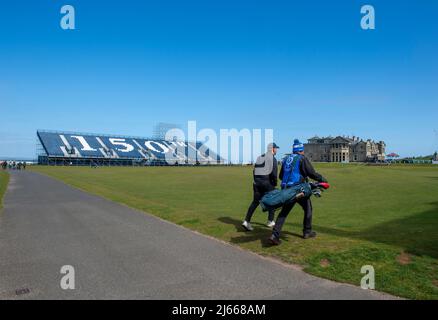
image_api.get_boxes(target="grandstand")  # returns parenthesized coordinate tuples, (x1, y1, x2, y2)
(36, 130, 224, 166)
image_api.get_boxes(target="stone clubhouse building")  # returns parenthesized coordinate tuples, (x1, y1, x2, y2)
(304, 136, 386, 163)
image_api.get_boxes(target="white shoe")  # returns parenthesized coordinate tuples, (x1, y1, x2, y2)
(267, 220, 275, 228)
(242, 221, 254, 231)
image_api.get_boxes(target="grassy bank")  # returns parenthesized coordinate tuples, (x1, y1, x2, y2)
(32, 164, 438, 299)
(0, 171, 9, 209)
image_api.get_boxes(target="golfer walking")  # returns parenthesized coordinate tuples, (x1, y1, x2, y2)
(242, 142, 279, 231)
(269, 139, 327, 245)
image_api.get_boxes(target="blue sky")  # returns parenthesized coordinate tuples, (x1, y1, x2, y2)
(0, 0, 437, 158)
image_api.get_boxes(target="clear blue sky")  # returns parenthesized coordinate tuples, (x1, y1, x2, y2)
(0, 0, 437, 158)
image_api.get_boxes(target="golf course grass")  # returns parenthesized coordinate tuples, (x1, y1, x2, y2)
(0, 171, 9, 210)
(32, 164, 438, 299)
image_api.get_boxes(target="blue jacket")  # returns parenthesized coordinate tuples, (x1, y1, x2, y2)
(280, 154, 304, 188)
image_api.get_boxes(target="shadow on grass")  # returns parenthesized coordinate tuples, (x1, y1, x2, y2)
(218, 216, 302, 248)
(219, 201, 438, 259)
(217, 217, 245, 232)
(313, 201, 438, 259)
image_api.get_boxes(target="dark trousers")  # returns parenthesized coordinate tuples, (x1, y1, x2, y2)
(272, 197, 313, 239)
(245, 181, 275, 222)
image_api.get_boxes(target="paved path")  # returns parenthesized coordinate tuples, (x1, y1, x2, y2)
(0, 171, 395, 299)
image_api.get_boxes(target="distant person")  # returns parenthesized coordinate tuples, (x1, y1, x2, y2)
(269, 139, 327, 245)
(23, 162, 26, 170)
(242, 142, 280, 231)
(1, 161, 6, 170)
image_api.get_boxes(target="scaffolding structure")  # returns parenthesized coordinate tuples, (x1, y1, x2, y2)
(152, 123, 182, 140)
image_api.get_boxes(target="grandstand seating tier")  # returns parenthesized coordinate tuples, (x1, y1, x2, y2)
(37, 131, 222, 165)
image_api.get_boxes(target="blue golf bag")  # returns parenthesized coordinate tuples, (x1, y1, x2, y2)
(259, 182, 312, 212)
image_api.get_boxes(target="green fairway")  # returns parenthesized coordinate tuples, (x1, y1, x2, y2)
(0, 171, 9, 210)
(32, 164, 438, 299)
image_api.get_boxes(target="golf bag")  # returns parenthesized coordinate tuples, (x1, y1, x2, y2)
(259, 182, 330, 212)
(259, 182, 312, 212)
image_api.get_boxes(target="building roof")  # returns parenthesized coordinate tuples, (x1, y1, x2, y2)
(306, 135, 382, 145)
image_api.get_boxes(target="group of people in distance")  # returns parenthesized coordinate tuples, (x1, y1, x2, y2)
(242, 139, 328, 246)
(1, 161, 27, 170)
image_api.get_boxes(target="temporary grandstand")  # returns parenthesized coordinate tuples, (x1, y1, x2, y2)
(37, 130, 224, 166)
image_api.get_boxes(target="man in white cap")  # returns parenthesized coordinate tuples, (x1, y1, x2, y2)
(242, 142, 280, 231)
